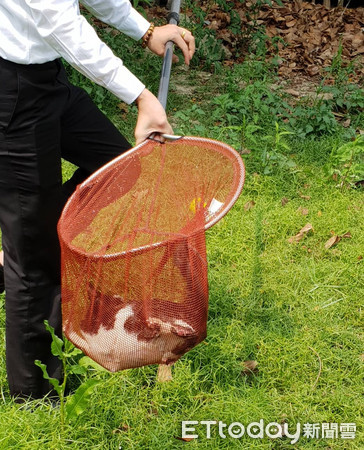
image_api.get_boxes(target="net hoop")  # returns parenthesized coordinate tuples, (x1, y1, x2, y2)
(59, 136, 245, 261)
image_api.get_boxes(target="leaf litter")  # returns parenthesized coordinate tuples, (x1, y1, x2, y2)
(288, 223, 313, 243)
(324, 231, 352, 249)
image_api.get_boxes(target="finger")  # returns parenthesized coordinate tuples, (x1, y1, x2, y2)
(182, 31, 195, 59)
(153, 133, 166, 143)
(137, 124, 173, 145)
(172, 54, 179, 63)
(144, 132, 165, 143)
(135, 135, 144, 146)
(173, 34, 191, 65)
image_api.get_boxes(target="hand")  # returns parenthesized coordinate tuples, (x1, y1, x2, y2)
(147, 25, 195, 65)
(134, 89, 173, 145)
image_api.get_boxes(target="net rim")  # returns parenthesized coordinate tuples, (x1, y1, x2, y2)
(59, 136, 245, 260)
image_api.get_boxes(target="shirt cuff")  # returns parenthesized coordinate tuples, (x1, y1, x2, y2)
(107, 66, 145, 104)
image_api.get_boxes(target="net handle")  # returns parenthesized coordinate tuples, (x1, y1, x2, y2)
(149, 133, 182, 142)
(157, 0, 182, 110)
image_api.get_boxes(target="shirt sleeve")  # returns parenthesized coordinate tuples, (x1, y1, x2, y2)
(25, 0, 146, 104)
(81, 0, 150, 40)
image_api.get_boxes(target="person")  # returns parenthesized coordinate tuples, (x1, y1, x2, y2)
(0, 0, 195, 401)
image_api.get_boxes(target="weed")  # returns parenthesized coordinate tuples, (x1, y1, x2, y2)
(325, 42, 357, 88)
(132, 0, 152, 9)
(289, 103, 339, 139)
(329, 83, 364, 114)
(211, 80, 290, 129)
(324, 134, 364, 189)
(319, 43, 364, 128)
(260, 121, 296, 174)
(220, 116, 262, 152)
(35, 321, 103, 430)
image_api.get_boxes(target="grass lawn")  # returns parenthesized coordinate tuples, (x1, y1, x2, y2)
(0, 31, 363, 449)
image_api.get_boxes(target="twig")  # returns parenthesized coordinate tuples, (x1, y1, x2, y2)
(320, 297, 344, 309)
(309, 346, 322, 390)
(341, 0, 352, 21)
(0, 386, 5, 404)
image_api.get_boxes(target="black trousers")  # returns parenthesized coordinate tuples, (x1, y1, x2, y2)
(0, 57, 131, 399)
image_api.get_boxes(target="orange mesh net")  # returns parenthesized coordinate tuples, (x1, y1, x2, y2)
(58, 137, 245, 371)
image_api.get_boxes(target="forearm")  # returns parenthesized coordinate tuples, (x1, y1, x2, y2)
(25, 0, 145, 104)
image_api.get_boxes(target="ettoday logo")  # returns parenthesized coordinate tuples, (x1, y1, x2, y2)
(182, 420, 301, 444)
(181, 420, 356, 443)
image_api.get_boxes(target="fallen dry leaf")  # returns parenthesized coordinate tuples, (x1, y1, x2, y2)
(317, 210, 322, 217)
(149, 401, 159, 416)
(117, 103, 128, 113)
(343, 118, 351, 128)
(240, 148, 251, 155)
(174, 436, 195, 442)
(297, 206, 309, 216)
(325, 231, 352, 249)
(300, 223, 314, 233)
(308, 65, 320, 77)
(244, 200, 256, 211)
(325, 235, 341, 249)
(281, 197, 289, 207)
(299, 193, 311, 200)
(241, 360, 259, 375)
(157, 364, 173, 382)
(112, 423, 130, 434)
(288, 223, 313, 243)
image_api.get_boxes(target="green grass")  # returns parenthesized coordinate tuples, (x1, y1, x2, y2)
(0, 28, 363, 449)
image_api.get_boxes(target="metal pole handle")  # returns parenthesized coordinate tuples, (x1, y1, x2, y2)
(157, 0, 182, 110)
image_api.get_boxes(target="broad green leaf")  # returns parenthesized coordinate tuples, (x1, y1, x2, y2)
(286, 160, 297, 168)
(64, 338, 75, 354)
(79, 356, 107, 372)
(34, 360, 61, 396)
(281, 142, 291, 151)
(44, 320, 64, 358)
(68, 365, 88, 376)
(63, 344, 83, 358)
(65, 379, 100, 421)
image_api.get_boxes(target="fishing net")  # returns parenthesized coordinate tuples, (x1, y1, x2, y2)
(58, 137, 245, 371)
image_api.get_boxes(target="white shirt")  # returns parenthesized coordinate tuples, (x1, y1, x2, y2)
(0, 0, 151, 104)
